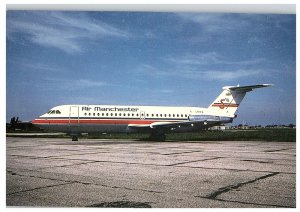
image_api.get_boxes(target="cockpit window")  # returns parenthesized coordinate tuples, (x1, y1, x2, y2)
(47, 110, 61, 114)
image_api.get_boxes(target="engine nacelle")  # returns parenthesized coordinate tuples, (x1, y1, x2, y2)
(188, 115, 219, 122)
(188, 115, 233, 123)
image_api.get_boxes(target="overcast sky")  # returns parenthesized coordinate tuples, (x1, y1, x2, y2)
(6, 11, 295, 125)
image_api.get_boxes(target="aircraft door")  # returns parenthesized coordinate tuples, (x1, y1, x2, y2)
(140, 111, 145, 120)
(69, 106, 79, 125)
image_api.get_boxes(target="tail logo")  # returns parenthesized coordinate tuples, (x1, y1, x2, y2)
(219, 99, 225, 109)
(212, 98, 238, 109)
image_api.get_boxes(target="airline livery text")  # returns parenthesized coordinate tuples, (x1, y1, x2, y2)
(82, 106, 139, 112)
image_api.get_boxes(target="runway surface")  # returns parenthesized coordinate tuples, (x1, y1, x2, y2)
(6, 137, 296, 208)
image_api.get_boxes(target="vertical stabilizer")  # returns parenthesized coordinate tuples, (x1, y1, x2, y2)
(207, 84, 272, 117)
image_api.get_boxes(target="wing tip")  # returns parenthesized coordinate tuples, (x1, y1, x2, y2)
(262, 83, 274, 87)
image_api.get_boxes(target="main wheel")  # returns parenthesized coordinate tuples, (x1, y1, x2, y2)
(71, 136, 78, 141)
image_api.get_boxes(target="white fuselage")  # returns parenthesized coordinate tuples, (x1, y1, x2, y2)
(31, 84, 272, 138)
(32, 104, 216, 134)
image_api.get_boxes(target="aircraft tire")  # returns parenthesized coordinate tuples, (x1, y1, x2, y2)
(72, 136, 78, 141)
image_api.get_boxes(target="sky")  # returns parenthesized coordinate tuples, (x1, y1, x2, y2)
(6, 11, 296, 125)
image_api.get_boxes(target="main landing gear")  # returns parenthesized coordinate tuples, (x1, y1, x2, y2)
(71, 135, 78, 141)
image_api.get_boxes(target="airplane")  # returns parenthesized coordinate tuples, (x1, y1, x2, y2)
(31, 84, 272, 141)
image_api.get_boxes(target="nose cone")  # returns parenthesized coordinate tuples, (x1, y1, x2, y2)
(39, 113, 48, 118)
(31, 119, 38, 124)
(32, 114, 47, 125)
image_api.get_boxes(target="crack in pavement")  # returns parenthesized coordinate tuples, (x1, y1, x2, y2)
(203, 196, 291, 208)
(8, 156, 294, 174)
(7, 151, 105, 159)
(34, 161, 100, 170)
(161, 150, 203, 155)
(7, 181, 74, 196)
(174, 164, 294, 174)
(8, 151, 296, 174)
(241, 159, 272, 164)
(199, 172, 279, 199)
(264, 148, 292, 153)
(167, 157, 223, 166)
(7, 170, 164, 195)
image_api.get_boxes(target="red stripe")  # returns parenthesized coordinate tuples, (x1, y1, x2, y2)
(211, 104, 239, 107)
(32, 119, 179, 125)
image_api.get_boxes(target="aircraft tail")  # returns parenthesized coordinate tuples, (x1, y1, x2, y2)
(207, 84, 273, 117)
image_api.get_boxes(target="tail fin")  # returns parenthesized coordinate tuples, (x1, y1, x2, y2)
(207, 84, 273, 117)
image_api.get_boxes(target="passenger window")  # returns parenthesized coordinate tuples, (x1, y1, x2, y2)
(84, 113, 87, 116)
(173, 114, 175, 117)
(106, 113, 109, 116)
(111, 113, 113, 116)
(93, 113, 95, 116)
(102, 113, 104, 116)
(89, 113, 91, 116)
(119, 113, 122, 116)
(128, 113, 130, 116)
(123, 113, 126, 116)
(181, 114, 183, 117)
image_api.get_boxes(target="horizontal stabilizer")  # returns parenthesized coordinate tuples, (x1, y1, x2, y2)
(222, 84, 273, 92)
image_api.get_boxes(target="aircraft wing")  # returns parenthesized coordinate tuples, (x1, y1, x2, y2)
(128, 115, 234, 132)
(150, 121, 208, 129)
(128, 120, 217, 132)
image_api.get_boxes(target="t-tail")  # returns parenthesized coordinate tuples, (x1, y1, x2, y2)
(207, 84, 273, 118)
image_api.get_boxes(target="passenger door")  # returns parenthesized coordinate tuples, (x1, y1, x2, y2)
(69, 106, 79, 126)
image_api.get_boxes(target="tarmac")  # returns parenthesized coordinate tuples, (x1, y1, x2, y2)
(6, 137, 296, 208)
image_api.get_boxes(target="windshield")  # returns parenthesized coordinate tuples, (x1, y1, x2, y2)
(47, 110, 61, 114)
